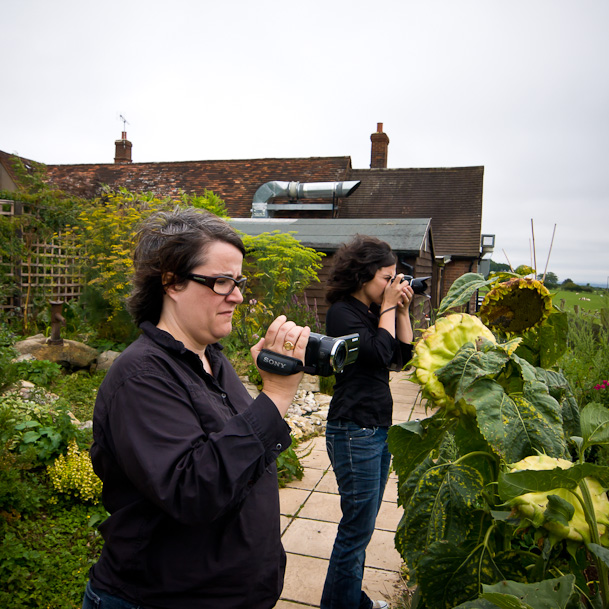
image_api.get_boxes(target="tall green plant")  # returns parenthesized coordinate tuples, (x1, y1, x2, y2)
(559, 296, 609, 408)
(65, 188, 228, 342)
(389, 274, 609, 609)
(241, 230, 324, 310)
(226, 230, 324, 358)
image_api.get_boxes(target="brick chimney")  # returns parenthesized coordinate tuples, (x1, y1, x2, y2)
(370, 122, 389, 168)
(114, 132, 132, 164)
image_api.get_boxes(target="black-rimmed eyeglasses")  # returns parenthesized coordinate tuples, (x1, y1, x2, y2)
(185, 273, 247, 296)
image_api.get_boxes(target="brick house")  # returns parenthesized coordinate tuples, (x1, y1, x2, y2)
(1, 124, 491, 319)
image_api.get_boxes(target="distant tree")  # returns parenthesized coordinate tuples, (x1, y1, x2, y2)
(537, 271, 558, 287)
(489, 260, 511, 272)
(561, 279, 594, 293)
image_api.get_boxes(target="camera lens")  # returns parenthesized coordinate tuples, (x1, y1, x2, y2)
(331, 342, 347, 372)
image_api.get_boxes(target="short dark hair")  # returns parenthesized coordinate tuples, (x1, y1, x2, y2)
(127, 208, 245, 326)
(326, 235, 396, 304)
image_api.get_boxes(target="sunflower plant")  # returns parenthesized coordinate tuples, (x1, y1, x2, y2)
(388, 275, 609, 609)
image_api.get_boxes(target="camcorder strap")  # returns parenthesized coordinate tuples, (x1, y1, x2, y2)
(256, 349, 316, 376)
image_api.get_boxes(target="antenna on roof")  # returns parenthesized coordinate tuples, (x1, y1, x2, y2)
(119, 114, 129, 132)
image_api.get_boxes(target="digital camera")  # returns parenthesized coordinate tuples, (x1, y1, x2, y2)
(398, 274, 431, 295)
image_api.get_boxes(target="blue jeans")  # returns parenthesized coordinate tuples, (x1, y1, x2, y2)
(82, 581, 142, 609)
(320, 420, 391, 609)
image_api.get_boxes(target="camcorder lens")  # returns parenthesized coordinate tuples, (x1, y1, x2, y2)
(306, 332, 359, 376)
(331, 342, 347, 371)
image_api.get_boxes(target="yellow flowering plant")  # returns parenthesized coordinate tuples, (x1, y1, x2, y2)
(47, 440, 102, 504)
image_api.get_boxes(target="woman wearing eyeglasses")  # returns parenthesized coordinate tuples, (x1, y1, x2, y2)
(82, 208, 310, 609)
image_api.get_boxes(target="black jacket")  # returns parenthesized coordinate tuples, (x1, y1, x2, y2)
(89, 322, 291, 609)
(326, 296, 413, 427)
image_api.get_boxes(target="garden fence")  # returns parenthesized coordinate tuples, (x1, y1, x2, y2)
(0, 199, 84, 313)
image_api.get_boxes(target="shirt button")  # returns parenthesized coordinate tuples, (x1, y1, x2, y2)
(276, 443, 282, 450)
(221, 393, 227, 399)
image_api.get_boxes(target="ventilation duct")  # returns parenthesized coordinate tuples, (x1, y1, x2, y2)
(251, 180, 360, 218)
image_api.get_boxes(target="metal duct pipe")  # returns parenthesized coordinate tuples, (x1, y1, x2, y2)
(251, 180, 360, 218)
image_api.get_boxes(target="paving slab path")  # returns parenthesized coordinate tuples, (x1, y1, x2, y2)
(276, 372, 426, 608)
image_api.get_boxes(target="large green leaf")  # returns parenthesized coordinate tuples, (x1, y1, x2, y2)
(498, 462, 609, 503)
(480, 575, 576, 609)
(397, 455, 435, 511)
(395, 456, 437, 564)
(437, 273, 498, 316)
(388, 413, 450, 490)
(417, 542, 528, 609)
(514, 311, 568, 369)
(459, 378, 565, 462)
(580, 402, 609, 450)
(477, 595, 533, 609)
(544, 494, 575, 529)
(536, 368, 581, 439)
(437, 342, 510, 403)
(398, 463, 484, 573)
(588, 542, 609, 568)
(435, 344, 566, 462)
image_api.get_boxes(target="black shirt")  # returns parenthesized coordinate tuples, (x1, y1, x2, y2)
(326, 296, 413, 428)
(89, 322, 291, 609)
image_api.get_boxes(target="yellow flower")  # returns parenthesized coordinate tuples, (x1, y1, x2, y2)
(47, 440, 102, 504)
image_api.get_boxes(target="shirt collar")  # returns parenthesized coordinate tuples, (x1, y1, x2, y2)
(139, 321, 224, 357)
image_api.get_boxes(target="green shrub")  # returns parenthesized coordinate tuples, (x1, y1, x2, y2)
(0, 502, 105, 608)
(14, 359, 63, 387)
(277, 442, 305, 488)
(49, 369, 106, 423)
(1, 394, 85, 466)
(47, 440, 102, 505)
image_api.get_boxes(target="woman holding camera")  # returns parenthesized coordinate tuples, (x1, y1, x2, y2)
(82, 208, 310, 609)
(321, 235, 414, 609)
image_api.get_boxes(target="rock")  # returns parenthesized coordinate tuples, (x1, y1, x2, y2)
(14, 335, 98, 370)
(97, 350, 121, 371)
(239, 377, 330, 440)
(299, 374, 320, 392)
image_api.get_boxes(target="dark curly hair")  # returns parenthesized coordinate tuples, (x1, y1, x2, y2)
(127, 208, 245, 326)
(326, 235, 396, 304)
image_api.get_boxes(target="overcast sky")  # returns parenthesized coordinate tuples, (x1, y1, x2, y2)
(3, 0, 608, 285)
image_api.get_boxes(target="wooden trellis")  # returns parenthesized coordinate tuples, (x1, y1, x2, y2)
(0, 199, 85, 312)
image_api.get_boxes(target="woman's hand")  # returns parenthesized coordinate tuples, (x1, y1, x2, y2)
(397, 281, 414, 314)
(382, 274, 414, 311)
(250, 315, 311, 417)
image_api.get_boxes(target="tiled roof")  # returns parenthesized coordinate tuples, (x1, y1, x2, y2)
(338, 167, 484, 258)
(0, 150, 39, 187)
(44, 157, 352, 217)
(3, 147, 483, 259)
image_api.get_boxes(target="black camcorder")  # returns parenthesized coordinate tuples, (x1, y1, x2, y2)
(257, 332, 360, 377)
(396, 274, 431, 295)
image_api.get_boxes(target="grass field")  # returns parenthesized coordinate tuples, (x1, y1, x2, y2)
(551, 289, 609, 313)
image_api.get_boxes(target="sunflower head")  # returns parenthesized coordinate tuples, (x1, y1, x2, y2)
(479, 277, 552, 335)
(410, 312, 496, 413)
